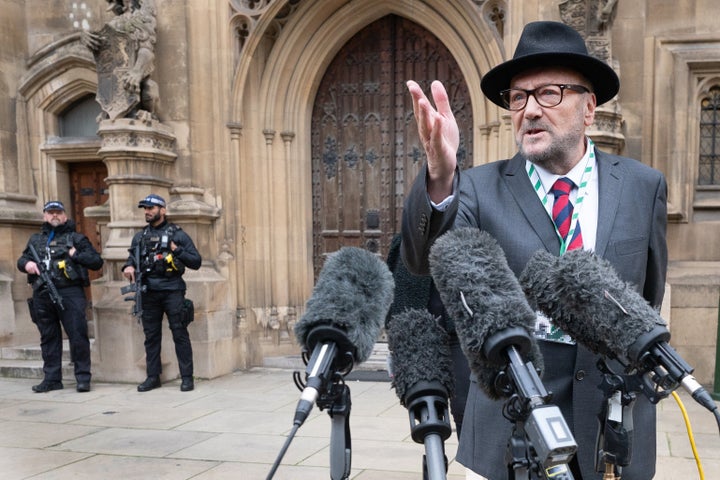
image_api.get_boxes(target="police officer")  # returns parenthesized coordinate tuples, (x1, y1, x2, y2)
(122, 194, 202, 392)
(17, 200, 104, 393)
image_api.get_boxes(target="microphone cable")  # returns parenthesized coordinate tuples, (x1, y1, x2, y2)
(671, 390, 707, 480)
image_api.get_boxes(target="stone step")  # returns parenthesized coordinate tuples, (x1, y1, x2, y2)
(0, 339, 88, 380)
(1, 341, 71, 362)
(0, 359, 75, 379)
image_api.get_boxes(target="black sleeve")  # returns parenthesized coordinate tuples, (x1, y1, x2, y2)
(17, 234, 40, 273)
(172, 230, 202, 270)
(121, 232, 143, 271)
(71, 233, 104, 271)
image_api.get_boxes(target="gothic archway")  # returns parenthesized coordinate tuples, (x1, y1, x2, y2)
(310, 14, 473, 276)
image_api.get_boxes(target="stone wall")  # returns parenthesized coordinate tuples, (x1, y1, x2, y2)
(0, 0, 719, 387)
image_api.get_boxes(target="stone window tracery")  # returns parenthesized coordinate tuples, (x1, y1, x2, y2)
(699, 86, 720, 185)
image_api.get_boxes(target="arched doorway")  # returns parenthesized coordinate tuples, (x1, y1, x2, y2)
(310, 14, 473, 276)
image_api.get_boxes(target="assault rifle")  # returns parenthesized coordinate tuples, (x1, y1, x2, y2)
(28, 243, 65, 311)
(121, 243, 146, 318)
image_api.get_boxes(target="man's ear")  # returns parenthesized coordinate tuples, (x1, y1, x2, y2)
(583, 93, 597, 127)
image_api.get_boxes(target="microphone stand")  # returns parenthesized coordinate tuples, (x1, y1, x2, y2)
(594, 359, 639, 480)
(319, 379, 352, 480)
(505, 426, 576, 480)
(267, 325, 355, 480)
(500, 350, 576, 480)
(485, 328, 577, 480)
(404, 381, 452, 480)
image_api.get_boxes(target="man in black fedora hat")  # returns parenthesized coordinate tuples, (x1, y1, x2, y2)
(401, 21, 667, 479)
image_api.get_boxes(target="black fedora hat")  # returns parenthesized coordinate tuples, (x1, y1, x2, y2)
(481, 21, 619, 108)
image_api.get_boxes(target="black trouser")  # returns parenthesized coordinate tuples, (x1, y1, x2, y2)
(31, 286, 91, 383)
(141, 289, 193, 378)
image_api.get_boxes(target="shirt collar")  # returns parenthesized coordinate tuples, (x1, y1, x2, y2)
(527, 137, 595, 192)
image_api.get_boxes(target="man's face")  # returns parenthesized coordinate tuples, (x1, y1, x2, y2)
(43, 209, 67, 227)
(510, 67, 597, 174)
(143, 206, 165, 225)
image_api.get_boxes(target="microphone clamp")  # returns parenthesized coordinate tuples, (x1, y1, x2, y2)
(304, 325, 357, 375)
(404, 381, 453, 444)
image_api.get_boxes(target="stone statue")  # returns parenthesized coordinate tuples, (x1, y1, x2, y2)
(82, 0, 160, 120)
(597, 0, 618, 27)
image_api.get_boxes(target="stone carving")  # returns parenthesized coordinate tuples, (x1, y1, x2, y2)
(83, 0, 159, 121)
(559, 0, 618, 64)
(560, 0, 624, 154)
(229, 0, 302, 60)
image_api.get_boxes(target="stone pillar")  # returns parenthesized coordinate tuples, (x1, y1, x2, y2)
(587, 102, 625, 155)
(164, 186, 235, 379)
(90, 117, 234, 382)
(90, 117, 176, 382)
(0, 273, 14, 337)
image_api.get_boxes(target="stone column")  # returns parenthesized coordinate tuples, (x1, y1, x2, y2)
(164, 185, 235, 379)
(90, 117, 234, 382)
(91, 117, 177, 382)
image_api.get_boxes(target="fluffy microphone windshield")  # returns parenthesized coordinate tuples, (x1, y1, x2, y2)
(387, 309, 455, 406)
(519, 248, 666, 359)
(294, 246, 395, 364)
(429, 228, 542, 399)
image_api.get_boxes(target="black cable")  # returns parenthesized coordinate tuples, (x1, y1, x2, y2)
(266, 423, 300, 480)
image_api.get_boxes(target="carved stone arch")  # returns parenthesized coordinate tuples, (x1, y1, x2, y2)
(229, 0, 505, 345)
(17, 35, 99, 206)
(696, 76, 720, 102)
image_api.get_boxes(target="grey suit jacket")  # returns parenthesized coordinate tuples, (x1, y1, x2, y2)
(401, 150, 668, 479)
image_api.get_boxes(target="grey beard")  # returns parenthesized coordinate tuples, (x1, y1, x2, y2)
(518, 129, 586, 174)
(521, 143, 573, 173)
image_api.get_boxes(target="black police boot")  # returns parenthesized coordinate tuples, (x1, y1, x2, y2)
(137, 376, 161, 392)
(180, 376, 194, 392)
(32, 380, 63, 393)
(76, 381, 91, 392)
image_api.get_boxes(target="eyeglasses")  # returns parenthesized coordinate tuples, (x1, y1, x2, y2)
(499, 84, 590, 111)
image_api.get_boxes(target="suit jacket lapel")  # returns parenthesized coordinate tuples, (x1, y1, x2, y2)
(594, 151, 622, 257)
(503, 153, 561, 253)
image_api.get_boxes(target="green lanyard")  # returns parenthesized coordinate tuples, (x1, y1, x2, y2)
(526, 138, 595, 255)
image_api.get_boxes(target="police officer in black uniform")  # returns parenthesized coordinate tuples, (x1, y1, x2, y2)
(122, 194, 202, 392)
(17, 200, 104, 393)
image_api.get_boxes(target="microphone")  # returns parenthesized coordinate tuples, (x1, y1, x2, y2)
(520, 248, 718, 415)
(387, 308, 454, 480)
(292, 246, 395, 426)
(429, 228, 577, 470)
(428, 227, 542, 398)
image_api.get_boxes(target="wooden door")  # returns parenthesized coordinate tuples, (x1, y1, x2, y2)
(69, 161, 109, 294)
(311, 15, 473, 276)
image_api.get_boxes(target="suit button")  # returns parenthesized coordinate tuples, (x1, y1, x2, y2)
(575, 370, 586, 381)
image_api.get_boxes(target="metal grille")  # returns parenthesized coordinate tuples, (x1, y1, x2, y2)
(699, 86, 720, 185)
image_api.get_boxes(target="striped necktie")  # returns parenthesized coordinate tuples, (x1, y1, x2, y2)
(551, 177, 583, 251)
